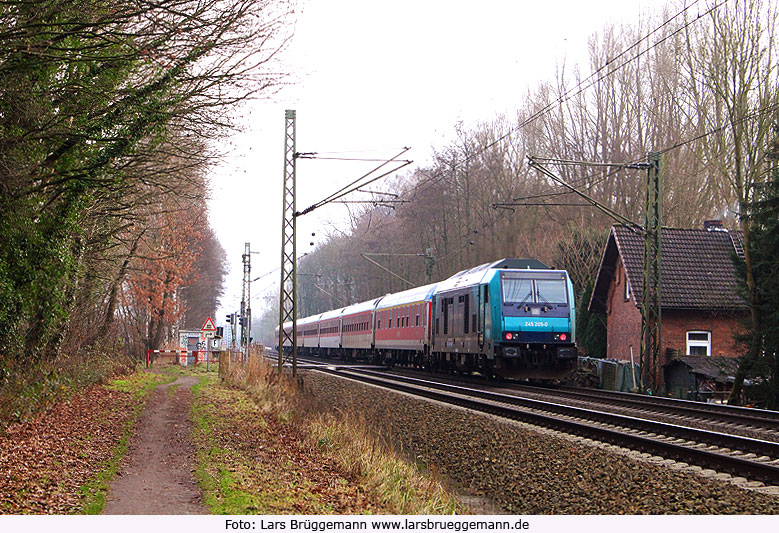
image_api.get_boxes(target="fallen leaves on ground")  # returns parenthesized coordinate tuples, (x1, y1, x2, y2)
(0, 373, 159, 514)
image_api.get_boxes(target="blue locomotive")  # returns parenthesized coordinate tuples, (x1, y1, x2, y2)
(429, 258, 577, 379)
(277, 258, 577, 380)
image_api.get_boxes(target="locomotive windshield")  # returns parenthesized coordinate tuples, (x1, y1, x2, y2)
(501, 274, 568, 305)
(535, 280, 567, 304)
(502, 278, 533, 304)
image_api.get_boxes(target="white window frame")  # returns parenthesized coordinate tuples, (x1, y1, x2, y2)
(624, 276, 631, 301)
(686, 331, 712, 356)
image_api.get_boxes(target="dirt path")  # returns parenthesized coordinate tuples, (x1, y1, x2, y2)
(102, 375, 206, 515)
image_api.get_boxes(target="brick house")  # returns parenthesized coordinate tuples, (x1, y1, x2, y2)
(588, 222, 749, 369)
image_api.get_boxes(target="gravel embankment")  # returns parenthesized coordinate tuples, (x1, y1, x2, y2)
(302, 370, 779, 514)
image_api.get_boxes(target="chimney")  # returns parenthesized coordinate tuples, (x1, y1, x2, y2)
(703, 219, 724, 232)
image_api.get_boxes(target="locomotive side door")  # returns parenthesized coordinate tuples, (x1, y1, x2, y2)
(478, 284, 485, 349)
(482, 283, 494, 358)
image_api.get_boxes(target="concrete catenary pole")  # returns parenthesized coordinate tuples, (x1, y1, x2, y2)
(242, 242, 251, 362)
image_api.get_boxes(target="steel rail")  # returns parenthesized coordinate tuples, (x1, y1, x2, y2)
(274, 350, 779, 428)
(344, 368, 779, 457)
(314, 367, 779, 485)
(540, 383, 779, 426)
(358, 363, 779, 429)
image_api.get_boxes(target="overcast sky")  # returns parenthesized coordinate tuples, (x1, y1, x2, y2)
(209, 0, 672, 324)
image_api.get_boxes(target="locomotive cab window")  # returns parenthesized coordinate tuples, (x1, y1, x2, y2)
(535, 280, 567, 304)
(502, 274, 568, 305)
(502, 278, 533, 304)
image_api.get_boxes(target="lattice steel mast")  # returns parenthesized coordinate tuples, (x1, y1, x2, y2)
(278, 110, 298, 375)
(640, 152, 662, 393)
(528, 154, 663, 393)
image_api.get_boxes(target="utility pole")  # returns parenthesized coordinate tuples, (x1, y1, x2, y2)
(232, 313, 238, 351)
(527, 155, 662, 394)
(241, 242, 251, 361)
(424, 247, 435, 283)
(279, 110, 298, 376)
(640, 152, 662, 393)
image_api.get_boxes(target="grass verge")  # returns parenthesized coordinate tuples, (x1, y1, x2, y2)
(77, 370, 174, 514)
(190, 353, 462, 514)
(191, 371, 375, 514)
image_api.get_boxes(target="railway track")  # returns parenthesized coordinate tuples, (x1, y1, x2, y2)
(376, 366, 779, 436)
(518, 381, 779, 429)
(277, 350, 779, 433)
(302, 363, 779, 485)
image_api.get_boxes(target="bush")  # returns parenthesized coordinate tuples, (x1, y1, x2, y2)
(0, 340, 134, 430)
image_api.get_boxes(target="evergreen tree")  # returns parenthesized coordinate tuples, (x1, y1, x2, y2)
(740, 124, 779, 409)
(576, 282, 607, 359)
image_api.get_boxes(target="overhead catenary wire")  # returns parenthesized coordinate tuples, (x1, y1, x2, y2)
(528, 156, 641, 228)
(494, 202, 596, 208)
(333, 200, 409, 204)
(658, 101, 779, 156)
(360, 253, 414, 287)
(490, 94, 779, 224)
(297, 155, 409, 162)
(297, 147, 413, 216)
(529, 100, 779, 216)
(298, 0, 749, 285)
(400, 0, 725, 201)
(298, 0, 729, 250)
(356, 188, 399, 197)
(529, 157, 650, 170)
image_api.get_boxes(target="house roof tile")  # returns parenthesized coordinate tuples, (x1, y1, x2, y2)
(664, 355, 739, 382)
(589, 225, 748, 312)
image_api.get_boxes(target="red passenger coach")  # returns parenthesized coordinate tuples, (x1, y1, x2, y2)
(276, 322, 292, 350)
(317, 307, 344, 356)
(374, 283, 437, 367)
(340, 298, 381, 358)
(277, 282, 437, 367)
(298, 314, 320, 351)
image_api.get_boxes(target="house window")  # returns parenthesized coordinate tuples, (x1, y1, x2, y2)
(686, 331, 711, 356)
(624, 276, 631, 301)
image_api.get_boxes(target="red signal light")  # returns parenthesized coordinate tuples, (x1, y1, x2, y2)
(505, 333, 513, 340)
(560, 333, 567, 341)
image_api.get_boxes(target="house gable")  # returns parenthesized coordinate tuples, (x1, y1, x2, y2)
(590, 225, 748, 313)
(589, 224, 749, 364)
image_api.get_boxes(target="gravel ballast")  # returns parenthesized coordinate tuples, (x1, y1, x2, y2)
(302, 370, 779, 514)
